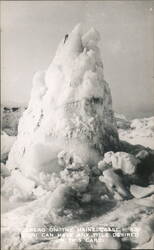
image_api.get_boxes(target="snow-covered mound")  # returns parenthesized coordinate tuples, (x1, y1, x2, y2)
(131, 117, 154, 135)
(119, 116, 154, 149)
(7, 24, 119, 173)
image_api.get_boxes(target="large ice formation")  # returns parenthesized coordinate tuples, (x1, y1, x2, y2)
(7, 24, 119, 172)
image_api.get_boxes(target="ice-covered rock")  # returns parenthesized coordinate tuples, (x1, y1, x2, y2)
(99, 168, 128, 200)
(6, 24, 119, 174)
(46, 184, 72, 210)
(2, 170, 36, 201)
(20, 143, 61, 182)
(98, 160, 110, 172)
(98, 151, 113, 172)
(99, 151, 140, 175)
(58, 150, 84, 170)
(111, 152, 140, 175)
(130, 184, 154, 198)
(60, 167, 89, 192)
(136, 149, 149, 160)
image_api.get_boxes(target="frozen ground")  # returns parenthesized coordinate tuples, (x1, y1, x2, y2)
(117, 115, 154, 149)
(1, 110, 154, 250)
(1, 107, 154, 250)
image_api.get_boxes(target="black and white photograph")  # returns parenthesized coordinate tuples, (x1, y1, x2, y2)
(1, 1, 154, 249)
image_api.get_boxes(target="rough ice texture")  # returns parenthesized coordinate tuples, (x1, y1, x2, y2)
(7, 24, 119, 173)
(119, 116, 154, 149)
(1, 131, 16, 163)
(115, 112, 131, 130)
(98, 151, 140, 175)
(99, 168, 129, 200)
(130, 184, 154, 199)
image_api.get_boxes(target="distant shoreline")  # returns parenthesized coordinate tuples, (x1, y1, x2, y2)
(1, 102, 154, 120)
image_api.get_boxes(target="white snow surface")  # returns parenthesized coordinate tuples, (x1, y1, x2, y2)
(118, 116, 154, 149)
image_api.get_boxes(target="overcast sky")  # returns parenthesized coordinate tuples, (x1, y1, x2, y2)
(1, 1, 154, 118)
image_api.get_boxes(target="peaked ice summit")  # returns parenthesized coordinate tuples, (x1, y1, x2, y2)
(7, 24, 119, 172)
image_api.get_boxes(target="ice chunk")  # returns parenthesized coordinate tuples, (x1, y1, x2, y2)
(59, 151, 90, 193)
(58, 150, 84, 170)
(102, 151, 140, 175)
(82, 27, 100, 48)
(99, 151, 140, 175)
(98, 151, 114, 172)
(98, 160, 111, 172)
(134, 195, 154, 207)
(47, 184, 71, 210)
(103, 151, 114, 164)
(111, 152, 140, 175)
(32, 185, 47, 198)
(9, 170, 34, 194)
(136, 150, 149, 160)
(99, 168, 128, 199)
(60, 168, 89, 192)
(130, 185, 154, 198)
(20, 143, 61, 182)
